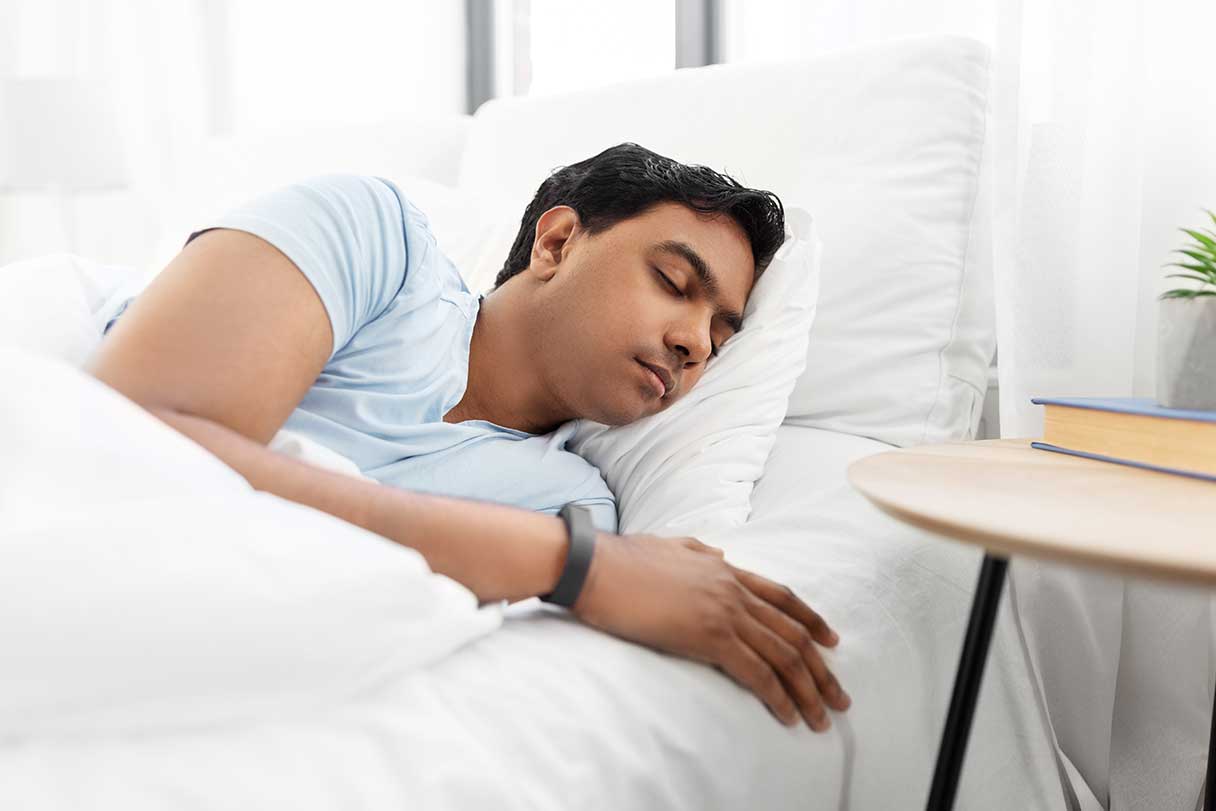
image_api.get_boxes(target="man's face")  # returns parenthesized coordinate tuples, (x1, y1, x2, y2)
(530, 201, 756, 426)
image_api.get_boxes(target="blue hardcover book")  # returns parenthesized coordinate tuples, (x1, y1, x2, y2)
(1030, 396, 1216, 423)
(1031, 396, 1216, 482)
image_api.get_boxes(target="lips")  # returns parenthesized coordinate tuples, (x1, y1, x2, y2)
(637, 359, 674, 398)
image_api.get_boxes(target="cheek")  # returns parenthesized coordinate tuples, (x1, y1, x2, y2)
(590, 290, 656, 350)
(671, 364, 704, 401)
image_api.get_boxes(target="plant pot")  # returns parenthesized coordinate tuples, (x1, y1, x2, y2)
(1157, 296, 1216, 410)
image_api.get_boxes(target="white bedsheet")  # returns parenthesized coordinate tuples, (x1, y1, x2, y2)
(0, 423, 1065, 810)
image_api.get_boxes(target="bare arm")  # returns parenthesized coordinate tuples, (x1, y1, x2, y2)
(87, 228, 569, 603)
(88, 227, 850, 730)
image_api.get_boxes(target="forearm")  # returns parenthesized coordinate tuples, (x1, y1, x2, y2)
(148, 408, 570, 603)
(124, 412, 849, 734)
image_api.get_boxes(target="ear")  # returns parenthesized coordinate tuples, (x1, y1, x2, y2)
(530, 206, 580, 281)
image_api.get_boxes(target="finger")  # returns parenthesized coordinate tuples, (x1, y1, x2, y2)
(681, 537, 726, 558)
(716, 636, 801, 728)
(745, 593, 851, 712)
(731, 566, 838, 647)
(737, 616, 831, 732)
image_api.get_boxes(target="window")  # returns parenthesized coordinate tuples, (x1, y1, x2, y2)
(226, 1, 466, 132)
(498, 0, 676, 98)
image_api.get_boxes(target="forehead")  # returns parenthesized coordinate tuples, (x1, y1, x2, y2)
(609, 202, 756, 310)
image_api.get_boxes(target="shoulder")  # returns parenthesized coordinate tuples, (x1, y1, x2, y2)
(365, 176, 478, 318)
(255, 174, 476, 341)
(223, 173, 432, 261)
(226, 174, 407, 231)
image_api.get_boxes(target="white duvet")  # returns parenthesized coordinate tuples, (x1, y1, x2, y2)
(0, 255, 1065, 809)
(0, 382, 1065, 809)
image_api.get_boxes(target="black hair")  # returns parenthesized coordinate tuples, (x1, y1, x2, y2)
(492, 143, 785, 289)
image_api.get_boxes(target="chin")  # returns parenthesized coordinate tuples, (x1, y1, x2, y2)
(592, 407, 642, 427)
(585, 396, 650, 427)
(579, 367, 665, 425)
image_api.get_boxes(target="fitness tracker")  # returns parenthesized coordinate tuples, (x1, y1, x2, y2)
(540, 504, 597, 608)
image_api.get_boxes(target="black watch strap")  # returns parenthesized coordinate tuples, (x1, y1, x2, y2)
(540, 504, 597, 608)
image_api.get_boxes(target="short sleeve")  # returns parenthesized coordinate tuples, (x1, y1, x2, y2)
(579, 498, 619, 534)
(186, 174, 410, 357)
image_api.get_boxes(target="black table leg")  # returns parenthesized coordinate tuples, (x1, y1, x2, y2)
(1206, 677, 1216, 811)
(926, 553, 1009, 811)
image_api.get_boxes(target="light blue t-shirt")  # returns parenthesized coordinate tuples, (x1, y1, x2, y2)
(102, 174, 618, 532)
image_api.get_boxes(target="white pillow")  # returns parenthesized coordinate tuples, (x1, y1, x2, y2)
(456, 35, 996, 447)
(566, 209, 820, 536)
(0, 254, 105, 365)
(0, 346, 499, 735)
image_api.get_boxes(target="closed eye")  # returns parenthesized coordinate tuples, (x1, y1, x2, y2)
(655, 267, 720, 359)
(655, 267, 683, 297)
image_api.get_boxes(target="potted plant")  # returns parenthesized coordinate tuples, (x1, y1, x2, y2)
(1157, 209, 1216, 409)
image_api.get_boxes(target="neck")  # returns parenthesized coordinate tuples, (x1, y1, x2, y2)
(445, 289, 571, 435)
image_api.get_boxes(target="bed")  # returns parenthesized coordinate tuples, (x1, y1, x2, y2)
(0, 419, 1063, 810)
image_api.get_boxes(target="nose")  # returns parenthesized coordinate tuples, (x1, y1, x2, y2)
(669, 316, 713, 366)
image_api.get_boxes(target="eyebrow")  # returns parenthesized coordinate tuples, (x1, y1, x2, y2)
(654, 240, 745, 334)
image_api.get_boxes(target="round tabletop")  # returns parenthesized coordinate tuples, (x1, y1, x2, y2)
(847, 438, 1216, 586)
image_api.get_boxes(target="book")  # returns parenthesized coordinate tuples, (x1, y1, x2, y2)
(1030, 396, 1216, 483)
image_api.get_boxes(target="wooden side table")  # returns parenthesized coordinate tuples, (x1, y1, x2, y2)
(848, 438, 1216, 811)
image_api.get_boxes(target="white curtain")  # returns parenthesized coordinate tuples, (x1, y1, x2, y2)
(0, 0, 467, 270)
(723, 0, 1216, 431)
(0, 0, 212, 268)
(726, 1, 1216, 808)
(990, 0, 1216, 433)
(990, 3, 1214, 808)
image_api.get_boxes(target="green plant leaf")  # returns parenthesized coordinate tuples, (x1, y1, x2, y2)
(1180, 239, 1216, 257)
(1167, 255, 1216, 271)
(1158, 288, 1216, 299)
(1182, 228, 1216, 252)
(1170, 248, 1216, 269)
(1165, 272, 1216, 287)
(1206, 208, 1216, 231)
(1164, 263, 1216, 281)
(1164, 268, 1216, 287)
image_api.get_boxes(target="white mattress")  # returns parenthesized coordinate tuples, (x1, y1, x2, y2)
(1, 425, 1066, 810)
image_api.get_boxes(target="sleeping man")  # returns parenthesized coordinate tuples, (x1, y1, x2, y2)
(88, 143, 851, 733)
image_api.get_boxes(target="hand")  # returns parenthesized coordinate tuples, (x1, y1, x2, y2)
(571, 532, 850, 731)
